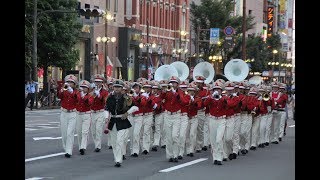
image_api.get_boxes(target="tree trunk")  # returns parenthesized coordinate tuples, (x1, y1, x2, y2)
(43, 66, 49, 96)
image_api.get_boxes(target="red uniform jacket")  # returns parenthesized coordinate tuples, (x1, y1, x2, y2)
(140, 92, 157, 113)
(150, 93, 163, 115)
(91, 88, 109, 111)
(204, 96, 227, 117)
(188, 95, 202, 118)
(197, 87, 209, 110)
(76, 92, 94, 112)
(236, 94, 245, 113)
(132, 93, 144, 115)
(225, 95, 240, 117)
(245, 95, 259, 113)
(58, 89, 78, 110)
(178, 90, 191, 113)
(163, 89, 181, 113)
(276, 93, 288, 109)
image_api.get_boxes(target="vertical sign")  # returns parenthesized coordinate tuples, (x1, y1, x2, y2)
(267, 7, 274, 37)
(210, 28, 220, 44)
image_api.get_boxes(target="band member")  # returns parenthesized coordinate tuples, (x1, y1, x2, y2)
(257, 85, 271, 148)
(76, 80, 94, 155)
(90, 74, 109, 152)
(185, 83, 201, 157)
(276, 84, 288, 141)
(57, 74, 78, 158)
(250, 87, 261, 151)
(263, 85, 275, 146)
(163, 76, 182, 162)
(177, 80, 191, 159)
(232, 82, 242, 157)
(204, 81, 226, 165)
(151, 82, 164, 151)
(222, 82, 239, 161)
(239, 87, 258, 154)
(106, 78, 114, 149)
(270, 82, 281, 144)
(140, 80, 158, 154)
(130, 82, 144, 157)
(194, 76, 209, 152)
(105, 80, 136, 167)
(159, 80, 169, 148)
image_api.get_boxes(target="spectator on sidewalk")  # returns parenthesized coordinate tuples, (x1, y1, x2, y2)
(25, 79, 39, 110)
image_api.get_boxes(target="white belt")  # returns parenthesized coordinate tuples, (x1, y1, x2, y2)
(181, 112, 188, 116)
(209, 115, 226, 119)
(77, 111, 91, 115)
(166, 110, 180, 115)
(226, 115, 235, 119)
(91, 109, 105, 113)
(143, 112, 153, 115)
(61, 108, 76, 113)
(111, 114, 124, 118)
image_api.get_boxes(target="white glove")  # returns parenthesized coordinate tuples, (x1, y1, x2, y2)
(258, 96, 262, 101)
(153, 103, 158, 110)
(80, 91, 85, 98)
(253, 107, 257, 111)
(190, 96, 194, 101)
(90, 83, 96, 89)
(127, 106, 139, 115)
(79, 87, 83, 92)
(273, 110, 278, 113)
(172, 89, 176, 93)
(213, 91, 219, 96)
(141, 92, 149, 98)
(94, 90, 100, 97)
(133, 92, 138, 97)
(67, 86, 73, 93)
(232, 93, 237, 97)
(267, 106, 272, 112)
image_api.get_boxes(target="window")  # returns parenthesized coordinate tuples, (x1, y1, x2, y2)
(106, 0, 110, 11)
(153, 6, 156, 26)
(94, 6, 99, 23)
(114, 0, 118, 12)
(95, 44, 98, 53)
(85, 4, 90, 19)
(248, 10, 252, 15)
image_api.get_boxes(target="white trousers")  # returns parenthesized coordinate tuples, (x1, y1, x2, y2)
(91, 111, 106, 149)
(278, 111, 287, 138)
(270, 111, 281, 142)
(131, 115, 143, 154)
(178, 114, 189, 156)
(186, 117, 199, 154)
(258, 114, 268, 145)
(223, 117, 235, 158)
(60, 111, 76, 155)
(110, 125, 129, 163)
(142, 114, 154, 152)
(124, 115, 134, 155)
(203, 115, 210, 147)
(239, 113, 252, 150)
(76, 113, 91, 150)
(232, 114, 241, 154)
(265, 113, 273, 143)
(163, 112, 181, 159)
(153, 113, 165, 147)
(250, 116, 261, 147)
(209, 118, 226, 162)
(196, 111, 206, 150)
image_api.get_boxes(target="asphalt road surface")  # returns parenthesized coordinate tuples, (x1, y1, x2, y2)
(25, 109, 295, 180)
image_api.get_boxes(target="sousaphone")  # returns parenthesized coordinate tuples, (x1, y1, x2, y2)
(170, 61, 190, 81)
(192, 62, 215, 84)
(248, 75, 263, 86)
(224, 59, 249, 82)
(154, 64, 178, 81)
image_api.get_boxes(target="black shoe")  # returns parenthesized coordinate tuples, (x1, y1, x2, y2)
(232, 153, 237, 159)
(131, 153, 138, 157)
(223, 158, 227, 161)
(258, 144, 262, 148)
(196, 150, 201, 153)
(108, 146, 113, 149)
(272, 141, 279, 144)
(189, 153, 194, 157)
(151, 146, 158, 152)
(279, 138, 282, 141)
(202, 146, 208, 151)
(169, 158, 174, 162)
(161, 145, 166, 149)
(178, 155, 183, 160)
(284, 132, 286, 136)
(79, 149, 85, 155)
(228, 154, 233, 160)
(94, 148, 101, 152)
(265, 142, 269, 146)
(186, 153, 190, 156)
(250, 146, 256, 150)
(241, 150, 246, 155)
(114, 162, 121, 167)
(142, 150, 148, 154)
(213, 160, 218, 165)
(209, 145, 211, 149)
(173, 158, 178, 162)
(65, 153, 71, 158)
(123, 155, 126, 160)
(245, 149, 249, 154)
(261, 144, 265, 148)
(216, 161, 222, 165)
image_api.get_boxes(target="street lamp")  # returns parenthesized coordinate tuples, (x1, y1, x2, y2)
(101, 11, 114, 78)
(179, 29, 188, 61)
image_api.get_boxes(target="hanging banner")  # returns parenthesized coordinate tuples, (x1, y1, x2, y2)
(267, 7, 274, 37)
(106, 65, 113, 77)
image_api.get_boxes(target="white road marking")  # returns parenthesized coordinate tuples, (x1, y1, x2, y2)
(25, 152, 65, 162)
(36, 126, 59, 129)
(25, 128, 38, 131)
(289, 125, 295, 127)
(159, 158, 208, 172)
(33, 134, 78, 141)
(25, 177, 53, 180)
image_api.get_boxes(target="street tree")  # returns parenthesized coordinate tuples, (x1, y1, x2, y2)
(25, 0, 82, 92)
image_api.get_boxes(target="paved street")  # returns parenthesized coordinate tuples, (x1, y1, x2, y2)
(25, 109, 295, 180)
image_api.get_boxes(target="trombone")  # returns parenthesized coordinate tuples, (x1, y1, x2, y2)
(262, 93, 270, 101)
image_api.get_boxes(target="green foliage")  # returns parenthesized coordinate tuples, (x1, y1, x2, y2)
(25, 0, 82, 71)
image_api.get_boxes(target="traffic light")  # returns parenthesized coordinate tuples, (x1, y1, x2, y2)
(79, 8, 105, 17)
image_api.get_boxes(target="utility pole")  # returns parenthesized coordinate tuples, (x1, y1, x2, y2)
(105, 17, 108, 78)
(32, 0, 38, 108)
(146, 2, 150, 79)
(242, 0, 246, 61)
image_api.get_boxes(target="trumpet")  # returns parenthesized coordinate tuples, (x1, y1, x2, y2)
(63, 83, 69, 90)
(262, 93, 270, 101)
(128, 89, 135, 97)
(166, 85, 172, 91)
(213, 94, 220, 100)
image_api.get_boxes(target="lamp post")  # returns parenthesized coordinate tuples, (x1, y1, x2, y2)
(179, 30, 188, 61)
(102, 12, 114, 78)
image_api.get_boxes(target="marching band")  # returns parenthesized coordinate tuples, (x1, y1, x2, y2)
(58, 60, 290, 167)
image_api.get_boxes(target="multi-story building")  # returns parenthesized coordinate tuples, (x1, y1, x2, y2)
(120, 0, 190, 81)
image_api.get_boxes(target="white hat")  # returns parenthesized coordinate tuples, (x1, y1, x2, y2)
(79, 80, 90, 88)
